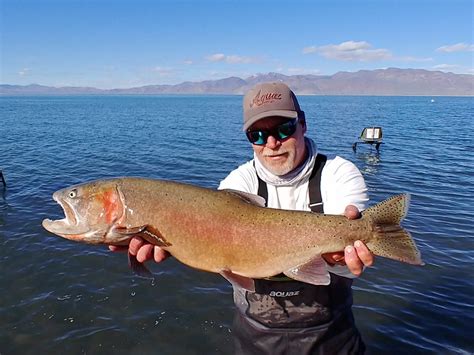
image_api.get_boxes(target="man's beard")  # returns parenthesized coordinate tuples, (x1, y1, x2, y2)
(258, 150, 295, 176)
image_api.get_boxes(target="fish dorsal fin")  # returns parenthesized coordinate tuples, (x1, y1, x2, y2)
(222, 189, 266, 207)
(283, 257, 330, 286)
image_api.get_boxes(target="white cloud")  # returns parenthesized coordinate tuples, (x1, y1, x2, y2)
(302, 46, 318, 54)
(206, 53, 257, 64)
(207, 53, 226, 62)
(183, 60, 193, 65)
(432, 64, 459, 70)
(151, 66, 174, 76)
(303, 41, 392, 62)
(226, 55, 253, 64)
(436, 43, 474, 53)
(18, 68, 31, 76)
(431, 64, 474, 74)
(334, 41, 372, 51)
(398, 56, 433, 62)
(287, 67, 321, 75)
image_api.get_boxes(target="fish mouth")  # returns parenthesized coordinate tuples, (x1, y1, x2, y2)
(42, 192, 89, 236)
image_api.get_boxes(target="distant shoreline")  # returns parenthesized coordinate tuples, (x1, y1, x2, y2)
(1, 68, 473, 96)
(1, 93, 473, 97)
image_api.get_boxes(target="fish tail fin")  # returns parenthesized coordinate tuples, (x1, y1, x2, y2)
(363, 194, 424, 265)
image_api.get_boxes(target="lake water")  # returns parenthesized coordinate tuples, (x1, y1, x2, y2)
(1, 95, 473, 354)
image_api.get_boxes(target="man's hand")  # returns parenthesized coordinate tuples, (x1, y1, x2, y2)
(321, 205, 374, 276)
(108, 236, 169, 263)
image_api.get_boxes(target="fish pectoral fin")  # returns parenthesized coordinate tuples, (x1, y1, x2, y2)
(114, 226, 147, 235)
(114, 225, 171, 247)
(220, 270, 256, 292)
(283, 257, 331, 286)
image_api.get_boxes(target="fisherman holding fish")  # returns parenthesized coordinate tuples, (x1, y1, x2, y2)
(43, 81, 423, 353)
(42, 79, 423, 353)
(120, 82, 373, 354)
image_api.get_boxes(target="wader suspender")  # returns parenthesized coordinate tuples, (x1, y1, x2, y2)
(256, 154, 328, 212)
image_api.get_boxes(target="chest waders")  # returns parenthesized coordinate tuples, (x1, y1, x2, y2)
(232, 154, 365, 354)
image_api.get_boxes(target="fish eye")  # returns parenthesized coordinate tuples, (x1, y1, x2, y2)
(68, 189, 77, 198)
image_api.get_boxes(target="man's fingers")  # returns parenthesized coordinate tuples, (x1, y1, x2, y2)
(129, 237, 145, 256)
(354, 240, 374, 267)
(344, 205, 361, 220)
(109, 245, 127, 252)
(344, 245, 364, 276)
(154, 248, 170, 263)
(109, 236, 169, 265)
(138, 245, 169, 263)
(345, 241, 375, 276)
(322, 252, 346, 265)
(136, 244, 154, 263)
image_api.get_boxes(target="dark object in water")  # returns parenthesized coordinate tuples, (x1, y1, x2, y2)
(353, 127, 383, 152)
(0, 170, 6, 188)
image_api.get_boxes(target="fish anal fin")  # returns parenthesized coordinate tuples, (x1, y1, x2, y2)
(284, 257, 330, 286)
(220, 270, 256, 292)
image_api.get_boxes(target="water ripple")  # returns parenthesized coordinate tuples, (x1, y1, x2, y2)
(1, 95, 473, 354)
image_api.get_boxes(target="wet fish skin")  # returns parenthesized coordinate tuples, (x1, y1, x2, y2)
(42, 177, 423, 288)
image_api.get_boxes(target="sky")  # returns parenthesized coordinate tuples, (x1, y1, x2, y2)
(1, 0, 473, 89)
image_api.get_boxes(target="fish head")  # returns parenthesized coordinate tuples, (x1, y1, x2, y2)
(42, 180, 125, 244)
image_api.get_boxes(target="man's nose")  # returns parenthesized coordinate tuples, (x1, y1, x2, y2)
(265, 135, 281, 149)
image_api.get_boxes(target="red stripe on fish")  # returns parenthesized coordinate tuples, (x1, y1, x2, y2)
(99, 188, 121, 224)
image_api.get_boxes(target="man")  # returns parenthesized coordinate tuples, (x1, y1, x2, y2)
(111, 82, 373, 354)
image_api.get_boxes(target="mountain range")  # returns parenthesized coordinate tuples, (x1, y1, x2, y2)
(1, 68, 473, 96)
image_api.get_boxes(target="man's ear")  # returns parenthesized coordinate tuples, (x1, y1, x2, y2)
(300, 118, 307, 133)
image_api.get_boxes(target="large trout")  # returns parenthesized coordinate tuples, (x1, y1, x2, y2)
(42, 177, 423, 289)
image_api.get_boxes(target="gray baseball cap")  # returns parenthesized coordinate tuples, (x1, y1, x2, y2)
(242, 82, 303, 131)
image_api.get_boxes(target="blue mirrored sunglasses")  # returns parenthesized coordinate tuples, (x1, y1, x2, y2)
(246, 118, 299, 145)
